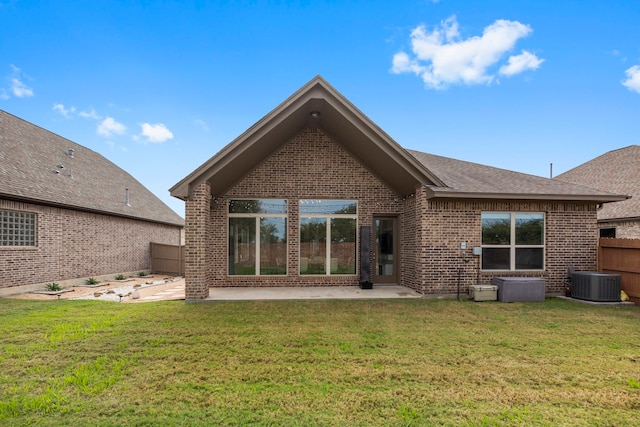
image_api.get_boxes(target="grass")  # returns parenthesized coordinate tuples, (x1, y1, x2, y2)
(0, 298, 639, 426)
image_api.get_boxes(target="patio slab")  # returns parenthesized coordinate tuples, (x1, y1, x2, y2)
(196, 285, 422, 302)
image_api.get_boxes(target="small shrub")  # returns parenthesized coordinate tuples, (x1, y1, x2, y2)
(45, 283, 62, 291)
(138, 271, 148, 277)
(86, 277, 100, 285)
(115, 274, 127, 281)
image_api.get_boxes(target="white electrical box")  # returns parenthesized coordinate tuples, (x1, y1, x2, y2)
(472, 246, 482, 256)
(460, 242, 467, 250)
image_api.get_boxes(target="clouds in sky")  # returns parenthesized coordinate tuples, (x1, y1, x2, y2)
(622, 65, 640, 94)
(1, 64, 34, 99)
(51, 102, 175, 142)
(97, 117, 127, 137)
(391, 15, 544, 89)
(140, 123, 174, 143)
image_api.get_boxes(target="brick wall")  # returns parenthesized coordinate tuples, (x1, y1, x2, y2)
(0, 199, 183, 293)
(186, 127, 600, 296)
(421, 199, 598, 295)
(598, 220, 640, 239)
(207, 127, 407, 288)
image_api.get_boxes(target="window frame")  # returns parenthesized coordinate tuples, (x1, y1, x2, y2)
(227, 199, 288, 276)
(299, 200, 358, 276)
(0, 209, 37, 248)
(481, 212, 545, 271)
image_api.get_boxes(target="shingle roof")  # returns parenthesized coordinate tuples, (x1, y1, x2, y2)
(555, 145, 638, 221)
(0, 110, 184, 227)
(408, 150, 626, 202)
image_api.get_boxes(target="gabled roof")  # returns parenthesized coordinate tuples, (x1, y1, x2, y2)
(0, 110, 184, 227)
(409, 150, 627, 202)
(171, 75, 626, 205)
(170, 75, 445, 199)
(555, 145, 638, 220)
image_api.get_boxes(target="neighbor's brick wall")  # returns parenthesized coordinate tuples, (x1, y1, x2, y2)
(205, 127, 409, 288)
(598, 220, 640, 239)
(420, 199, 598, 295)
(0, 199, 182, 291)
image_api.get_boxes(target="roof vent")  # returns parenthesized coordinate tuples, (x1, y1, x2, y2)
(57, 163, 64, 169)
(68, 148, 75, 158)
(125, 188, 130, 206)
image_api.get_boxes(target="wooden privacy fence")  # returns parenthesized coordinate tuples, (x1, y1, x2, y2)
(150, 242, 185, 276)
(598, 238, 640, 303)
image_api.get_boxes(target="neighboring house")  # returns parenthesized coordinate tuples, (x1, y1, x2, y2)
(170, 76, 624, 300)
(0, 110, 184, 295)
(555, 145, 638, 238)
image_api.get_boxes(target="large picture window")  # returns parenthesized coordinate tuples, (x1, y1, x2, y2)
(299, 200, 357, 275)
(481, 212, 544, 271)
(1, 210, 37, 247)
(228, 200, 287, 275)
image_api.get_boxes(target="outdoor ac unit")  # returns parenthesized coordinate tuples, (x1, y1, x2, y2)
(570, 272, 621, 302)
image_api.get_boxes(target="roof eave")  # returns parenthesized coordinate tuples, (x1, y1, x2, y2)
(1, 193, 184, 227)
(425, 188, 628, 203)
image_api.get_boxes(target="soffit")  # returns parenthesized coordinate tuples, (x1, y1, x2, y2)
(170, 77, 444, 199)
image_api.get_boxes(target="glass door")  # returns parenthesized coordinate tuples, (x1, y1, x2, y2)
(373, 217, 398, 283)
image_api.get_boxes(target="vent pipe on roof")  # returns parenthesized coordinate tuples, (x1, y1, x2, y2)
(125, 188, 130, 206)
(549, 163, 553, 179)
(68, 148, 75, 158)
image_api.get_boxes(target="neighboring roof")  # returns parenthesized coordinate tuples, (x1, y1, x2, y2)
(0, 110, 184, 227)
(409, 150, 627, 202)
(555, 145, 638, 221)
(171, 75, 626, 205)
(171, 75, 445, 199)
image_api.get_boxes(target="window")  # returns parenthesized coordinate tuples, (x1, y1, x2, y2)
(599, 228, 616, 238)
(481, 212, 544, 270)
(299, 200, 357, 275)
(228, 200, 287, 275)
(1, 210, 37, 247)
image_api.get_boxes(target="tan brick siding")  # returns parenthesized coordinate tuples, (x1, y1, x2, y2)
(0, 199, 182, 291)
(598, 220, 640, 239)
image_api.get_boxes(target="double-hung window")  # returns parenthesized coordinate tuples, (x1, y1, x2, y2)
(1, 209, 37, 247)
(228, 199, 287, 275)
(299, 200, 357, 275)
(481, 212, 544, 270)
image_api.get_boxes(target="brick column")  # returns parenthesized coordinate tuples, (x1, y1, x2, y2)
(185, 182, 211, 300)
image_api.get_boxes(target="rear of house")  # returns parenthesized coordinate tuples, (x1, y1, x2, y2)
(0, 110, 184, 295)
(171, 76, 625, 300)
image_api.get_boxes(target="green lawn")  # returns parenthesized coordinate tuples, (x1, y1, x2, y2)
(1, 297, 639, 426)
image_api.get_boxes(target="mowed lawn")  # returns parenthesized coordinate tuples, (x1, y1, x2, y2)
(1, 297, 639, 426)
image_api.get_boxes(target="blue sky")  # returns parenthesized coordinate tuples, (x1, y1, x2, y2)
(2, 0, 640, 217)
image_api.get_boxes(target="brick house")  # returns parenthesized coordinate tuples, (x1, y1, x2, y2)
(555, 146, 639, 238)
(170, 76, 625, 300)
(0, 110, 184, 295)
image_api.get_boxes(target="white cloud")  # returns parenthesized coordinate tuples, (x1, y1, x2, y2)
(391, 15, 542, 89)
(622, 65, 640, 94)
(52, 103, 76, 117)
(79, 108, 101, 120)
(140, 123, 174, 143)
(499, 50, 544, 76)
(2, 65, 34, 98)
(97, 116, 127, 137)
(194, 119, 210, 131)
(11, 77, 33, 97)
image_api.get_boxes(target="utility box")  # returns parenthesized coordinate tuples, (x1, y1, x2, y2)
(469, 284, 498, 302)
(492, 277, 545, 302)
